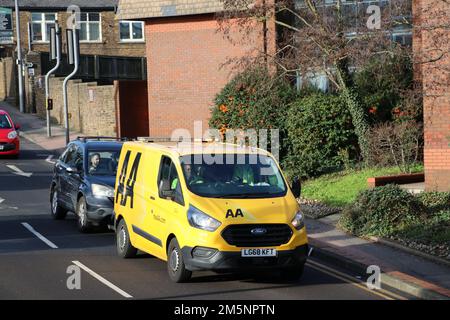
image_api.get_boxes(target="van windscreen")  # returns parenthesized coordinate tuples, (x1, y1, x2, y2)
(179, 154, 287, 199)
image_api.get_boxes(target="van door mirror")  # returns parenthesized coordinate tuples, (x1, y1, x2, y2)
(161, 189, 175, 199)
(291, 176, 301, 198)
(159, 180, 175, 199)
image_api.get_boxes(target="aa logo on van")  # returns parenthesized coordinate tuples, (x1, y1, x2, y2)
(226, 208, 244, 218)
(116, 151, 142, 208)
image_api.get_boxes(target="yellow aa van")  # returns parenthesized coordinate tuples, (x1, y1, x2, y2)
(113, 139, 308, 282)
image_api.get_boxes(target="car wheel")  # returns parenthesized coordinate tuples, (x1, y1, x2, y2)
(76, 197, 92, 233)
(280, 264, 305, 282)
(116, 219, 137, 258)
(167, 238, 192, 283)
(50, 188, 67, 220)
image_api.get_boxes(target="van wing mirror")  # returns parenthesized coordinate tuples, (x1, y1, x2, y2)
(291, 176, 301, 198)
(160, 180, 175, 199)
(161, 189, 175, 199)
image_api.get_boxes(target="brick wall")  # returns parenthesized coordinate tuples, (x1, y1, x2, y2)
(144, 13, 274, 137)
(414, 0, 450, 191)
(34, 75, 117, 136)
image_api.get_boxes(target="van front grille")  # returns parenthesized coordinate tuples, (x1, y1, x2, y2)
(221, 224, 293, 247)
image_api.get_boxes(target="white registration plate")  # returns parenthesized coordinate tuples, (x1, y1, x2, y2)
(241, 248, 277, 257)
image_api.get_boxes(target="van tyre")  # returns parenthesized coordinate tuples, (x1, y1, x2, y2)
(280, 264, 305, 282)
(116, 219, 137, 258)
(76, 197, 92, 233)
(167, 238, 192, 283)
(51, 188, 67, 220)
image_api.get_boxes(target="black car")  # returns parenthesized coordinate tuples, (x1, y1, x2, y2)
(50, 137, 124, 232)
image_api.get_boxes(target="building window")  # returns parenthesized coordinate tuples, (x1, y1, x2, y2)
(31, 13, 56, 42)
(79, 13, 101, 42)
(119, 21, 144, 42)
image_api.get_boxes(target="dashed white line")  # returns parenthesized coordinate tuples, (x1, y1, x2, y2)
(71, 261, 133, 299)
(7, 165, 33, 178)
(0, 197, 4, 204)
(21, 222, 58, 249)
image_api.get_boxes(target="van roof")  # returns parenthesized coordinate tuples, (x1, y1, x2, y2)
(123, 140, 273, 158)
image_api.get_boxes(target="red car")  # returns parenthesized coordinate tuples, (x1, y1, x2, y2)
(0, 109, 20, 158)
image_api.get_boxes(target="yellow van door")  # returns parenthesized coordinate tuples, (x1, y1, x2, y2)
(132, 152, 167, 260)
(150, 155, 186, 259)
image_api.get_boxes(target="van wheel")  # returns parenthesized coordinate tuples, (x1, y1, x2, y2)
(76, 197, 92, 233)
(167, 238, 192, 283)
(116, 219, 137, 258)
(51, 188, 67, 220)
(280, 264, 305, 282)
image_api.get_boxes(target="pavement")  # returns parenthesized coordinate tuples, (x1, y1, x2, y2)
(0, 100, 80, 154)
(0, 100, 449, 300)
(307, 215, 450, 299)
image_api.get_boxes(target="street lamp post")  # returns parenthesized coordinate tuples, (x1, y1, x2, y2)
(14, 0, 25, 113)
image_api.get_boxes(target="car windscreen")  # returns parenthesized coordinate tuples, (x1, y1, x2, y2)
(87, 149, 121, 176)
(179, 154, 287, 198)
(0, 114, 12, 129)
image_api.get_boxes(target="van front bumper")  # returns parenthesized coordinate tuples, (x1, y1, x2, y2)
(181, 244, 308, 272)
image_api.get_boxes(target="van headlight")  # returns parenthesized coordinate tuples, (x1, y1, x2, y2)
(92, 184, 114, 197)
(291, 210, 304, 230)
(7, 131, 17, 139)
(187, 205, 221, 232)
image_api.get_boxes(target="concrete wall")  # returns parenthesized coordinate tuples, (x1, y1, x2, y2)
(35, 76, 117, 136)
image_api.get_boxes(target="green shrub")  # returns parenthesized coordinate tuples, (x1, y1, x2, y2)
(339, 184, 427, 237)
(284, 92, 358, 177)
(417, 192, 450, 214)
(209, 67, 295, 160)
(354, 55, 413, 123)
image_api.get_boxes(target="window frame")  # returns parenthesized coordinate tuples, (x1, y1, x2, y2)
(30, 12, 57, 43)
(118, 20, 145, 43)
(157, 156, 184, 206)
(78, 12, 102, 43)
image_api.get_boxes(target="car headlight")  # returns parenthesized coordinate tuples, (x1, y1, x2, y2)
(7, 131, 17, 139)
(187, 205, 221, 232)
(291, 210, 304, 230)
(92, 184, 114, 197)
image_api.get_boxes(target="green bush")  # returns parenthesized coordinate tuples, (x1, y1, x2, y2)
(417, 192, 450, 214)
(339, 184, 427, 237)
(284, 92, 358, 177)
(209, 67, 295, 160)
(354, 55, 413, 123)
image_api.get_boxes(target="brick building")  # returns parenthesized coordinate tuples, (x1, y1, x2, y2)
(413, 0, 450, 191)
(0, 0, 146, 58)
(117, 0, 276, 137)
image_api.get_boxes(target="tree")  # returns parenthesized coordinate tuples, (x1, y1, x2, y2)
(216, 0, 415, 163)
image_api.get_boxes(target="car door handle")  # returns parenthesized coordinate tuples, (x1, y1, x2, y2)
(150, 196, 156, 200)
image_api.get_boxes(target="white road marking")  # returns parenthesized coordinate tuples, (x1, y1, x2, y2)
(0, 197, 4, 204)
(72, 261, 133, 299)
(45, 155, 56, 164)
(21, 222, 58, 249)
(6, 165, 33, 178)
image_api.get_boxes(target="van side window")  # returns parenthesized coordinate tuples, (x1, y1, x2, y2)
(158, 156, 184, 206)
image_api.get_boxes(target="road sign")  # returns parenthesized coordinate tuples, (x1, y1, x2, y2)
(0, 7, 13, 44)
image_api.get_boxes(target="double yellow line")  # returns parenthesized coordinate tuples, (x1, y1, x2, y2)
(306, 259, 408, 300)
